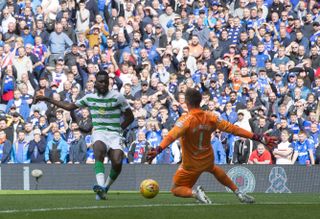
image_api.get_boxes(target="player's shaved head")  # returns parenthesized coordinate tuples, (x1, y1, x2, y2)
(185, 88, 202, 108)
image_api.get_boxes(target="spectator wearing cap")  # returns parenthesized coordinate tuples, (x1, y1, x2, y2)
(153, 24, 167, 49)
(5, 89, 30, 121)
(85, 24, 109, 48)
(29, 107, 41, 126)
(48, 23, 73, 66)
(12, 130, 30, 163)
(28, 128, 46, 163)
(0, 130, 13, 163)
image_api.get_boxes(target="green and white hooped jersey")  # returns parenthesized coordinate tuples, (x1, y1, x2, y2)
(75, 90, 130, 132)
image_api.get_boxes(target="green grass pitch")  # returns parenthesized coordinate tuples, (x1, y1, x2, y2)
(0, 191, 319, 219)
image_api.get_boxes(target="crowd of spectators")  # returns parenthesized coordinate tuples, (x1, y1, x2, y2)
(0, 0, 320, 165)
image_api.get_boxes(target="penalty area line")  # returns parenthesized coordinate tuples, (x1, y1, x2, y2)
(1, 202, 320, 214)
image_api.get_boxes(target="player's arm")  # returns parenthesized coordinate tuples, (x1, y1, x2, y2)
(118, 93, 134, 130)
(35, 92, 78, 111)
(147, 117, 188, 163)
(121, 108, 134, 130)
(212, 115, 278, 148)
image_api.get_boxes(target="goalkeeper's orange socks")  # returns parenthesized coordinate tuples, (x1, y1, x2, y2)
(171, 186, 193, 198)
(211, 165, 238, 192)
(95, 161, 105, 187)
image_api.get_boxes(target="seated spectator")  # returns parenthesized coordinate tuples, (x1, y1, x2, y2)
(248, 144, 272, 164)
(28, 129, 46, 163)
(273, 130, 293, 164)
(0, 130, 13, 163)
(45, 131, 68, 164)
(68, 129, 87, 164)
(128, 131, 151, 164)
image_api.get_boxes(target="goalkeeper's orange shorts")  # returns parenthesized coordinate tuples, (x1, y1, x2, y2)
(173, 165, 211, 188)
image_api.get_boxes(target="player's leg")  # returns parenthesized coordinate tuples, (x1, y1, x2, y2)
(104, 148, 124, 191)
(92, 140, 107, 200)
(171, 167, 211, 204)
(209, 165, 255, 203)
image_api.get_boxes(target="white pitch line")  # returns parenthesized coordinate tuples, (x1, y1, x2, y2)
(1, 202, 320, 214)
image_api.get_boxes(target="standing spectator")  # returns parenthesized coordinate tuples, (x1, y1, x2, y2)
(128, 131, 151, 164)
(68, 129, 87, 164)
(211, 131, 227, 165)
(5, 89, 30, 121)
(12, 130, 30, 163)
(248, 144, 272, 164)
(48, 23, 73, 66)
(0, 65, 16, 104)
(85, 0, 99, 24)
(273, 130, 293, 164)
(0, 130, 13, 163)
(156, 129, 181, 164)
(291, 131, 315, 165)
(76, 1, 90, 33)
(45, 130, 68, 164)
(233, 137, 253, 164)
(28, 129, 46, 163)
(12, 47, 33, 82)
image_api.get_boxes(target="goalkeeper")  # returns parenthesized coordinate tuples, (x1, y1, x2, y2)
(147, 88, 278, 204)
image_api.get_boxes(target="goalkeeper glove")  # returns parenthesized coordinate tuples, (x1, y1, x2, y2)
(146, 146, 163, 164)
(252, 133, 278, 149)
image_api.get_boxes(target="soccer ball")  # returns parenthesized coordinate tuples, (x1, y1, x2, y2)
(140, 179, 159, 199)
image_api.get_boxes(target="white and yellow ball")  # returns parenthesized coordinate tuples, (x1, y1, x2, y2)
(140, 179, 159, 199)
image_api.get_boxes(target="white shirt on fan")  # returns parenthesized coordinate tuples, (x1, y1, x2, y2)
(275, 141, 292, 164)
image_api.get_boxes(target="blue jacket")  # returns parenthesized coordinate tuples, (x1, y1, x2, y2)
(12, 140, 30, 163)
(293, 139, 315, 165)
(45, 138, 69, 163)
(0, 140, 13, 163)
(211, 137, 226, 164)
(6, 100, 30, 121)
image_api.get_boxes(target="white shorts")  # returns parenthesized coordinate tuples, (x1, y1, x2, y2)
(92, 130, 124, 152)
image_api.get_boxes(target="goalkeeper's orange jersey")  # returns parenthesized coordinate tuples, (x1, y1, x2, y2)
(160, 108, 254, 171)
